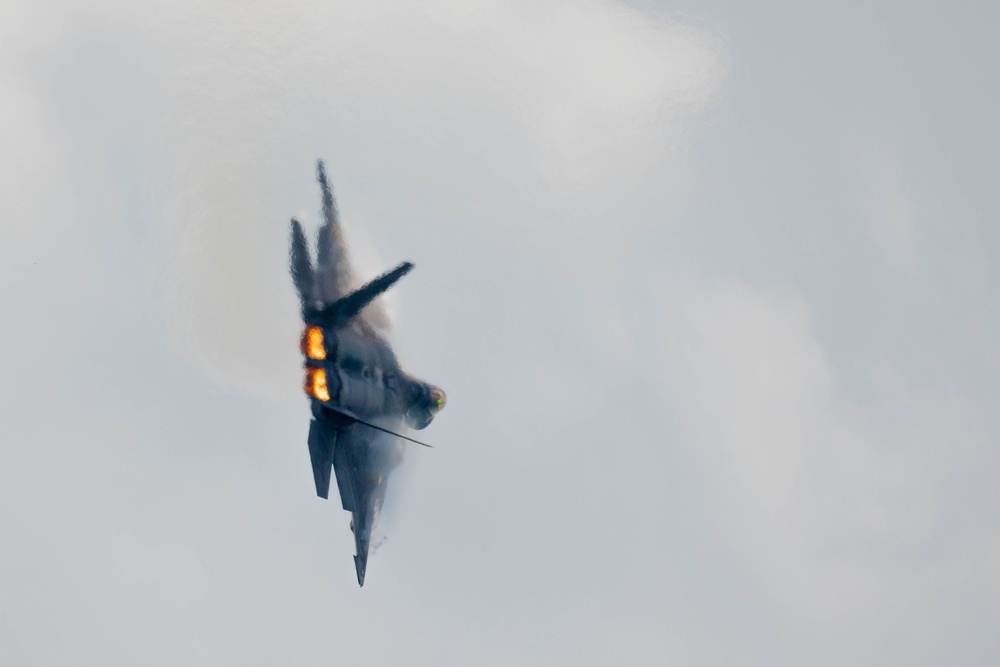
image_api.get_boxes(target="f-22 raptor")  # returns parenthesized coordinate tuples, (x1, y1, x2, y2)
(289, 160, 446, 586)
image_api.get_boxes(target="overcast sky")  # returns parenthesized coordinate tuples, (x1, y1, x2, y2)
(2, 0, 998, 664)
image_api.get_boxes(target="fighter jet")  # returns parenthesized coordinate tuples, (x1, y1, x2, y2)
(289, 160, 446, 586)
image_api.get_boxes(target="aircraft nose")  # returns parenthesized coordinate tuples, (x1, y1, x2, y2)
(428, 386, 446, 413)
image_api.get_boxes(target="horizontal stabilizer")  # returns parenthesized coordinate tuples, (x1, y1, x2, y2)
(307, 418, 335, 499)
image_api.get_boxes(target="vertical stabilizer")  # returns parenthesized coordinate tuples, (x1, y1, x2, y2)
(315, 160, 354, 303)
(289, 218, 315, 313)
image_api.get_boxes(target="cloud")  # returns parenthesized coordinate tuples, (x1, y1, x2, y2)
(3, 0, 999, 663)
(658, 280, 998, 660)
(859, 149, 919, 271)
(150, 0, 726, 394)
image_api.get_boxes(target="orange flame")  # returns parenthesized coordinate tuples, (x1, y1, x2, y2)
(304, 367, 330, 402)
(301, 326, 326, 360)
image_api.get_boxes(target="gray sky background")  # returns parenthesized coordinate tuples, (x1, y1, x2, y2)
(2, 0, 998, 664)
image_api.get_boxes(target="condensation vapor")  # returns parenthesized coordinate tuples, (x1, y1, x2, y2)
(158, 0, 726, 396)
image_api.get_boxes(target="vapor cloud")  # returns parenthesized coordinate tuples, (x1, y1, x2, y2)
(3, 0, 997, 664)
(155, 0, 726, 394)
(659, 281, 997, 663)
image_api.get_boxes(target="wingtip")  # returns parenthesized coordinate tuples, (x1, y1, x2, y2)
(391, 260, 415, 280)
(315, 159, 337, 223)
(354, 555, 366, 587)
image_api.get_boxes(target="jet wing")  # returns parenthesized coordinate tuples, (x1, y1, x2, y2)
(307, 417, 336, 499)
(329, 423, 403, 586)
(332, 423, 359, 512)
(307, 403, 407, 586)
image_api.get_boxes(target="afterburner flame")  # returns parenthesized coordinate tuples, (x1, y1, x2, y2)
(301, 326, 326, 360)
(304, 366, 330, 402)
